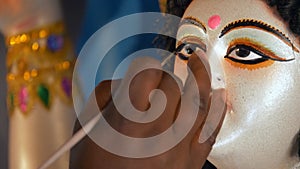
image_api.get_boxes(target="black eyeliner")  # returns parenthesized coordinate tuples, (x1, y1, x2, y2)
(227, 44, 271, 60)
(220, 19, 289, 41)
(225, 55, 268, 64)
(219, 19, 299, 53)
(175, 43, 207, 61)
(225, 44, 295, 64)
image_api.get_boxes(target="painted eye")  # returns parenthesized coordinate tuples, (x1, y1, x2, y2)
(225, 44, 269, 64)
(175, 43, 201, 61)
(224, 38, 295, 70)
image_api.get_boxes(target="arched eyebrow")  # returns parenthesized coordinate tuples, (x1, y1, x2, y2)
(180, 16, 207, 33)
(220, 19, 299, 53)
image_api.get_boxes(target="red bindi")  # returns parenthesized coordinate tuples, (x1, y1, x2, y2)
(208, 15, 221, 30)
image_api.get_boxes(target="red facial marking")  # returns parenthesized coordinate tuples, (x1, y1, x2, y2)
(208, 15, 221, 30)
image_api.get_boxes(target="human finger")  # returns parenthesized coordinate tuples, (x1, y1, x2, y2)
(95, 79, 121, 110)
(145, 71, 183, 134)
(191, 88, 227, 163)
(181, 49, 211, 134)
(116, 57, 163, 112)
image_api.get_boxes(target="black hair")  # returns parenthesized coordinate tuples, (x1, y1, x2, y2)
(154, 0, 193, 52)
(156, 0, 300, 162)
(267, 0, 300, 35)
(156, 0, 300, 50)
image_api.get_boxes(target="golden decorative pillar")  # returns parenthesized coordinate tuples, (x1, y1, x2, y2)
(6, 22, 77, 169)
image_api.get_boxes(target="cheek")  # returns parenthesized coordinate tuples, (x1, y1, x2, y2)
(220, 60, 300, 142)
(209, 61, 300, 167)
(224, 61, 296, 123)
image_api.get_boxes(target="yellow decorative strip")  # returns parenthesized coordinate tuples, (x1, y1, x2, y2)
(6, 22, 74, 116)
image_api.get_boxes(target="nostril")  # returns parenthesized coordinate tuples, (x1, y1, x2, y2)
(211, 73, 225, 90)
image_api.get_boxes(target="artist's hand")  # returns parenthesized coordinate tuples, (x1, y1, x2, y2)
(70, 51, 227, 169)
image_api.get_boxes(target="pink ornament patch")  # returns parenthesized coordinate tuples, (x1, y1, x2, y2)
(208, 15, 221, 30)
(19, 86, 29, 113)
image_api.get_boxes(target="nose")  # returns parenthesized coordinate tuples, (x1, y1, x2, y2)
(206, 40, 226, 90)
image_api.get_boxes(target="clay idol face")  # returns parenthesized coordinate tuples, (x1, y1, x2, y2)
(176, 0, 300, 168)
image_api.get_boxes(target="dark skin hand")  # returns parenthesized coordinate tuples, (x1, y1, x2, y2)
(70, 50, 227, 169)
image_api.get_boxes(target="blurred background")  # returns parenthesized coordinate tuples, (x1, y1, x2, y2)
(0, 1, 218, 168)
(0, 0, 159, 168)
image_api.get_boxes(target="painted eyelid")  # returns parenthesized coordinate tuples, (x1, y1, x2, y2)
(226, 43, 279, 61)
(222, 28, 297, 61)
(176, 36, 207, 53)
(176, 24, 207, 47)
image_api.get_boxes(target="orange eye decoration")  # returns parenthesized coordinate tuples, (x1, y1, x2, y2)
(225, 38, 290, 70)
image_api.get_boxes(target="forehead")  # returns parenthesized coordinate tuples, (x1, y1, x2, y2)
(182, 0, 289, 39)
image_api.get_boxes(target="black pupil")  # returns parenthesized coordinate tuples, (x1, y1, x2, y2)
(185, 45, 194, 55)
(236, 47, 250, 57)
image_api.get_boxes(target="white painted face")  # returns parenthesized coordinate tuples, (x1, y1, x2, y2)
(175, 0, 300, 168)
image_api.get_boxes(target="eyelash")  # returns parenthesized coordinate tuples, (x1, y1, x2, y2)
(175, 41, 273, 67)
(175, 42, 206, 61)
(224, 39, 290, 70)
(175, 43, 199, 61)
(225, 44, 270, 64)
(175, 38, 293, 70)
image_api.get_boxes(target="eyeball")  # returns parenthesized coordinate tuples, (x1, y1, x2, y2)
(175, 43, 202, 61)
